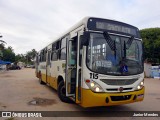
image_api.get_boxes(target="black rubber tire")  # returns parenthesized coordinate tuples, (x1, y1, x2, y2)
(58, 81, 73, 103)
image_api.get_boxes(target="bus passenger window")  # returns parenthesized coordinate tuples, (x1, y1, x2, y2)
(60, 37, 67, 60)
(52, 52, 58, 61)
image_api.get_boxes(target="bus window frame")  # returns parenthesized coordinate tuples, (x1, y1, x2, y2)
(60, 37, 67, 60)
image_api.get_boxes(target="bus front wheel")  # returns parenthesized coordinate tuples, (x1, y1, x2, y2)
(58, 81, 73, 103)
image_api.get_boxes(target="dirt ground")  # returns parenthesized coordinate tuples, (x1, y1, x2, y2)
(0, 68, 160, 120)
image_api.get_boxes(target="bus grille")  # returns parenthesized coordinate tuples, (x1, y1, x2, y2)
(100, 78, 138, 86)
(106, 88, 132, 91)
(110, 95, 131, 101)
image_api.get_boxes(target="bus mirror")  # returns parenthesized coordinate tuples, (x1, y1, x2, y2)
(80, 34, 89, 46)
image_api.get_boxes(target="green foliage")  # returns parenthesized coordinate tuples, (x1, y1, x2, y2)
(24, 49, 37, 65)
(15, 54, 26, 63)
(140, 28, 160, 63)
(1, 42, 37, 64)
(2, 46, 15, 62)
(0, 43, 5, 50)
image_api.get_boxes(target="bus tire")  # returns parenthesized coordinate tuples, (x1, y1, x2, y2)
(58, 81, 73, 103)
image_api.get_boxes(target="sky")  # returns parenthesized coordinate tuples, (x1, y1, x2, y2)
(0, 0, 160, 54)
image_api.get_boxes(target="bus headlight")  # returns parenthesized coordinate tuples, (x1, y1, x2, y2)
(136, 81, 144, 90)
(140, 81, 144, 85)
(85, 79, 104, 92)
(95, 87, 100, 92)
(90, 82, 95, 87)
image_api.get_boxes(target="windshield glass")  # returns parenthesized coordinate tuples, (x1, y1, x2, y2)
(86, 32, 143, 76)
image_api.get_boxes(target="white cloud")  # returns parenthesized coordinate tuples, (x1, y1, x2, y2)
(0, 0, 160, 54)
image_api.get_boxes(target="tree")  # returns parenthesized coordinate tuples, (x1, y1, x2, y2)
(140, 28, 160, 63)
(0, 43, 5, 50)
(25, 49, 38, 65)
(0, 40, 6, 59)
(14, 49, 38, 65)
(0, 35, 7, 59)
(15, 54, 26, 63)
(2, 46, 15, 62)
(0, 43, 5, 58)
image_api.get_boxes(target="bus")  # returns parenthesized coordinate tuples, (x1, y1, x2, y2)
(35, 17, 144, 107)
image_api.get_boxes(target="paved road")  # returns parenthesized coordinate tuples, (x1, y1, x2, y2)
(0, 68, 160, 120)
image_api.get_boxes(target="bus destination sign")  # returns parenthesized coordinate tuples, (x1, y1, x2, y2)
(87, 18, 140, 38)
(96, 22, 136, 35)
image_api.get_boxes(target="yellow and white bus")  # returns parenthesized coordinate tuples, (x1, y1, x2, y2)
(35, 17, 144, 107)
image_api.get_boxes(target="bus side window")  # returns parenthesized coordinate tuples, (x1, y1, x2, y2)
(60, 37, 67, 60)
(60, 48, 66, 60)
(40, 49, 46, 62)
(52, 52, 58, 61)
(44, 49, 47, 62)
(51, 41, 60, 61)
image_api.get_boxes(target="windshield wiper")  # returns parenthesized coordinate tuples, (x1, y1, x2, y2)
(103, 31, 116, 51)
(126, 36, 134, 49)
(103, 31, 117, 58)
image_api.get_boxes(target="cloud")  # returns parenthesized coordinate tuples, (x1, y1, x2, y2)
(0, 0, 160, 54)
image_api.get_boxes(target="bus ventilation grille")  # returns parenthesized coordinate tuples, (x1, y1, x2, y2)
(100, 78, 138, 85)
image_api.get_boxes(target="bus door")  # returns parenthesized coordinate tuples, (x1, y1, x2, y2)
(46, 50, 51, 84)
(66, 33, 83, 103)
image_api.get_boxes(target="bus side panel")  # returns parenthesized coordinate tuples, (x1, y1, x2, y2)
(50, 60, 66, 90)
(39, 62, 47, 83)
(50, 61, 58, 89)
(46, 75, 51, 85)
(41, 73, 46, 82)
(50, 76, 58, 90)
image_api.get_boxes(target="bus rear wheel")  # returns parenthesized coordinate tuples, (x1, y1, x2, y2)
(39, 73, 46, 85)
(58, 81, 73, 103)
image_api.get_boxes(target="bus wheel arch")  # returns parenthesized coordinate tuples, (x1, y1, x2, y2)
(57, 75, 64, 86)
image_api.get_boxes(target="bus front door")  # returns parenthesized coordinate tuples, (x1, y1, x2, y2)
(66, 34, 82, 103)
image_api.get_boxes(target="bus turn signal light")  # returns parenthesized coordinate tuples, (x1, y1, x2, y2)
(85, 79, 90, 83)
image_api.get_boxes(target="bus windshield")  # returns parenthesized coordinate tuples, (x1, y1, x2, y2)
(86, 32, 143, 76)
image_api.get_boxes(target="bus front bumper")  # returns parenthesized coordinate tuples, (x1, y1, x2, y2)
(80, 87, 145, 108)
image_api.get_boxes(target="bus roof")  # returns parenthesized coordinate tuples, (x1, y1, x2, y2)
(38, 17, 140, 52)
